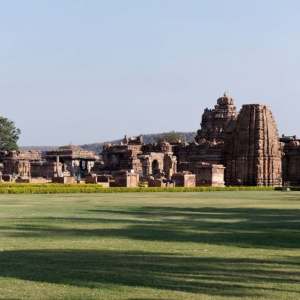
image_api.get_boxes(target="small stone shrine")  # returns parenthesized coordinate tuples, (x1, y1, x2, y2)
(43, 144, 99, 177)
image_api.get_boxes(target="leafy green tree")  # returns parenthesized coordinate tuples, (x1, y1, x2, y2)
(156, 131, 185, 143)
(0, 117, 21, 151)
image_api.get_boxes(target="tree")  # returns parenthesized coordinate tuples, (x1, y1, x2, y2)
(156, 131, 185, 143)
(0, 117, 21, 151)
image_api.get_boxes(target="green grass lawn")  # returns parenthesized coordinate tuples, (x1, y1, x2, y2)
(0, 191, 299, 299)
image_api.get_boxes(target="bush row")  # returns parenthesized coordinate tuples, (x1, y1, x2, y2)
(0, 184, 279, 194)
(274, 187, 300, 191)
(0, 185, 102, 194)
(0, 183, 73, 188)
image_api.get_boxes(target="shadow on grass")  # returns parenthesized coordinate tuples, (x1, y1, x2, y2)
(0, 249, 299, 297)
(4, 206, 300, 249)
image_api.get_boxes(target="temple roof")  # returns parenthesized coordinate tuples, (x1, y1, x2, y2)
(56, 144, 84, 151)
(44, 143, 98, 160)
(217, 92, 234, 106)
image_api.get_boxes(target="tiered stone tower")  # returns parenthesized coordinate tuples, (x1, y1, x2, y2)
(226, 104, 282, 186)
(195, 92, 237, 145)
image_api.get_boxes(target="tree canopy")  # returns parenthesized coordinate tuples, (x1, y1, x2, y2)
(0, 117, 21, 151)
(156, 131, 186, 143)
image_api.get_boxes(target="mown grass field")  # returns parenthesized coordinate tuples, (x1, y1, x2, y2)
(0, 191, 299, 299)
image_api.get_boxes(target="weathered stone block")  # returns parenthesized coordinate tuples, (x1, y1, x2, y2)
(195, 163, 225, 187)
(52, 176, 76, 184)
(114, 170, 139, 187)
(171, 173, 195, 187)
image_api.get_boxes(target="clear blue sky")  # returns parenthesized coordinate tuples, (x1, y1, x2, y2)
(1, 0, 300, 146)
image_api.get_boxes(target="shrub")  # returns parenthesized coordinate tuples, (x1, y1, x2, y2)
(0, 183, 277, 194)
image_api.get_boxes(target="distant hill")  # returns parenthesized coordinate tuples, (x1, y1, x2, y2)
(20, 131, 197, 155)
(80, 131, 197, 154)
(19, 146, 58, 152)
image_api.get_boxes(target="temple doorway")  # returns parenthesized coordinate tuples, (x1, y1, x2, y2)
(152, 160, 159, 174)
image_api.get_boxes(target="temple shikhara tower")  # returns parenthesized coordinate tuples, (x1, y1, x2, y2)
(195, 92, 237, 145)
(226, 104, 282, 186)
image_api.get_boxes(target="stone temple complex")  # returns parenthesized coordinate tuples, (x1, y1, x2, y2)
(0, 93, 299, 186)
(97, 93, 292, 187)
(0, 145, 98, 182)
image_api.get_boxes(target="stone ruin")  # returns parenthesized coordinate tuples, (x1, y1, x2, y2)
(0, 150, 41, 182)
(225, 104, 282, 186)
(171, 173, 196, 187)
(280, 135, 300, 186)
(0, 144, 98, 183)
(98, 92, 291, 187)
(43, 144, 98, 177)
(114, 170, 139, 187)
(148, 173, 175, 188)
(3, 92, 300, 187)
(85, 174, 111, 187)
(100, 135, 177, 178)
(194, 163, 225, 187)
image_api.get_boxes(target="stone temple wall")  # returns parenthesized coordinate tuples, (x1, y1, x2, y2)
(281, 140, 300, 186)
(226, 104, 282, 186)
